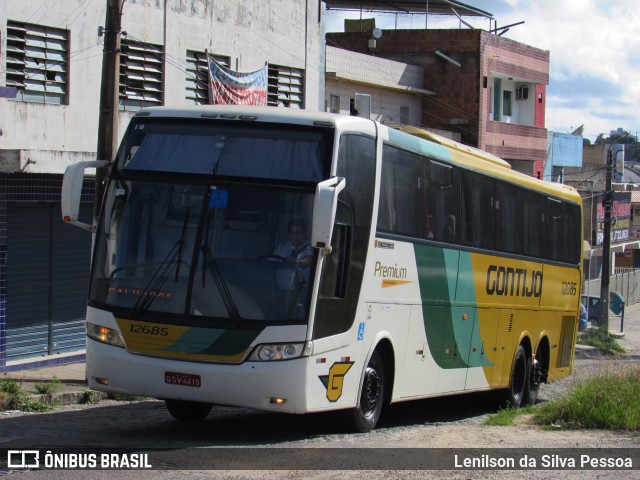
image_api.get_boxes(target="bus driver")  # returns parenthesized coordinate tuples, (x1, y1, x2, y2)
(272, 218, 313, 268)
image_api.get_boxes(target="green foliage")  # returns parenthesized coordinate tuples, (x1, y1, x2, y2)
(107, 393, 151, 402)
(485, 405, 536, 426)
(0, 378, 22, 395)
(19, 399, 55, 413)
(81, 389, 99, 404)
(34, 376, 62, 395)
(534, 368, 640, 430)
(1, 379, 55, 411)
(577, 328, 626, 355)
(0, 379, 26, 410)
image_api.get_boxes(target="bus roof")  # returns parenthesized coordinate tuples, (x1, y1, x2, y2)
(388, 125, 511, 169)
(386, 124, 581, 205)
(132, 106, 580, 205)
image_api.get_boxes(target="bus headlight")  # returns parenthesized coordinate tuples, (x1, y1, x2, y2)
(249, 343, 306, 361)
(87, 322, 125, 348)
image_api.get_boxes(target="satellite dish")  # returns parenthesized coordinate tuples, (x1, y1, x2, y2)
(372, 27, 382, 39)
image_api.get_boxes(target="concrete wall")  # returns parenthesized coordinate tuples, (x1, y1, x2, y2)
(585, 272, 640, 307)
(0, 0, 323, 174)
(326, 29, 549, 171)
(325, 46, 424, 125)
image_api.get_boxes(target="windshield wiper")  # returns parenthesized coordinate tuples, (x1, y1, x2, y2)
(201, 245, 242, 326)
(174, 206, 190, 281)
(131, 240, 186, 315)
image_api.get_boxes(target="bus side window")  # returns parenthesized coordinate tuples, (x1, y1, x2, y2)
(545, 197, 563, 261)
(319, 218, 351, 299)
(425, 160, 459, 243)
(495, 181, 523, 255)
(461, 170, 494, 249)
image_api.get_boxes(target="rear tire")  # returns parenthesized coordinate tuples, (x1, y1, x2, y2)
(165, 399, 212, 421)
(524, 355, 541, 406)
(345, 350, 385, 433)
(501, 345, 528, 408)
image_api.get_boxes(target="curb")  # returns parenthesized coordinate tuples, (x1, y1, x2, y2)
(25, 390, 109, 407)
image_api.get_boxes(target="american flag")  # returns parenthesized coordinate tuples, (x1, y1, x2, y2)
(208, 56, 267, 106)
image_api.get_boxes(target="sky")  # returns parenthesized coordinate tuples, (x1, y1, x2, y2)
(325, 0, 640, 144)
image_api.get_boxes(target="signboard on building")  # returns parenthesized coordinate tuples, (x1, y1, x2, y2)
(594, 191, 631, 245)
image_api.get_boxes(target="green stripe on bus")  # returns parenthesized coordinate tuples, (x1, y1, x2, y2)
(415, 245, 492, 369)
(387, 128, 451, 160)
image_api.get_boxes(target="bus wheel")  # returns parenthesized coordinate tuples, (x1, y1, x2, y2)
(165, 399, 212, 421)
(502, 345, 528, 408)
(346, 350, 385, 433)
(525, 354, 543, 405)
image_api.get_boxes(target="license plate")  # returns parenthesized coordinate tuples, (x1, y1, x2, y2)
(165, 371, 201, 388)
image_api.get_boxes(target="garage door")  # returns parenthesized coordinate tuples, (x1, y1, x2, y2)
(6, 203, 92, 361)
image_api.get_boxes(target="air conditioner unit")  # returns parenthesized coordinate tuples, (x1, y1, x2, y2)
(516, 85, 529, 100)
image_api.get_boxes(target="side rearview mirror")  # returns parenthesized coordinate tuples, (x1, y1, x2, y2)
(311, 176, 346, 255)
(61, 160, 109, 232)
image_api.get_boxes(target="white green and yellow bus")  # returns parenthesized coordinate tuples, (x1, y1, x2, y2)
(62, 106, 583, 432)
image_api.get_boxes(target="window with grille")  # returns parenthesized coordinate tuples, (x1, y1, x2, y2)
(267, 64, 304, 108)
(5, 20, 69, 104)
(355, 93, 371, 119)
(185, 50, 230, 105)
(119, 38, 164, 111)
(329, 94, 339, 113)
(400, 106, 409, 125)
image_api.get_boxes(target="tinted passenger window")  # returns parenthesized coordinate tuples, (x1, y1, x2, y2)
(424, 161, 460, 243)
(461, 171, 494, 249)
(564, 203, 582, 264)
(378, 145, 422, 237)
(523, 191, 545, 258)
(495, 182, 523, 255)
(546, 198, 563, 261)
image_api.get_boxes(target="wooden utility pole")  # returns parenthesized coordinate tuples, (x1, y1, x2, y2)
(599, 147, 613, 332)
(95, 0, 123, 218)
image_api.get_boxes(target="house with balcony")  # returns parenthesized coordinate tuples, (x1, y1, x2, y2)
(326, 26, 549, 177)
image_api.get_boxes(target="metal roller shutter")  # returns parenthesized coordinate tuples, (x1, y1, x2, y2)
(51, 204, 91, 354)
(6, 204, 51, 360)
(6, 203, 91, 361)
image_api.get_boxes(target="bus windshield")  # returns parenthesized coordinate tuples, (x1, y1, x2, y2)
(90, 181, 316, 326)
(118, 119, 328, 182)
(89, 118, 333, 327)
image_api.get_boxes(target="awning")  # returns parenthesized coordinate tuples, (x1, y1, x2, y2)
(587, 240, 640, 256)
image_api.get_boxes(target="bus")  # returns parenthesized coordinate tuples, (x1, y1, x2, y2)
(62, 106, 583, 432)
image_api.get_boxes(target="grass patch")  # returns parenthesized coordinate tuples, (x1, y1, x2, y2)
(577, 328, 626, 355)
(485, 405, 536, 426)
(81, 389, 100, 404)
(534, 367, 640, 430)
(19, 399, 55, 413)
(1, 379, 54, 412)
(34, 376, 62, 395)
(107, 393, 151, 402)
(0, 379, 26, 410)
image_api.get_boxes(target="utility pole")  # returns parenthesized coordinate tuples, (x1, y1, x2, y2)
(95, 0, 123, 219)
(599, 147, 613, 333)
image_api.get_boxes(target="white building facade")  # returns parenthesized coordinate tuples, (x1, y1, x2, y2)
(0, 0, 324, 370)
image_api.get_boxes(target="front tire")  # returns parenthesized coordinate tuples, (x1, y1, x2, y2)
(165, 399, 212, 421)
(345, 350, 385, 433)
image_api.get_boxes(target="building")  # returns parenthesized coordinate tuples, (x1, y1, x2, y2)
(326, 28, 549, 177)
(562, 142, 640, 280)
(0, 0, 324, 370)
(325, 45, 429, 127)
(0, 0, 554, 370)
